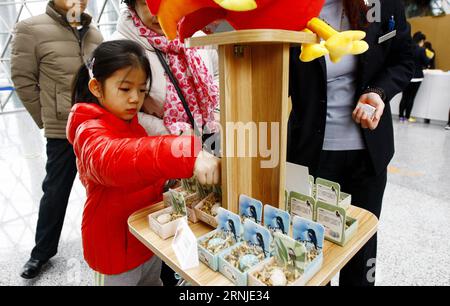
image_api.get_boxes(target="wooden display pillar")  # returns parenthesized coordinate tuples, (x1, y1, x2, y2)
(185, 30, 316, 213)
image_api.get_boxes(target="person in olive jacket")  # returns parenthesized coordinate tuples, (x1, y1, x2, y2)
(10, 0, 103, 279)
(288, 0, 414, 286)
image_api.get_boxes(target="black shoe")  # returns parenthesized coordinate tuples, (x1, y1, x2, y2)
(20, 258, 48, 279)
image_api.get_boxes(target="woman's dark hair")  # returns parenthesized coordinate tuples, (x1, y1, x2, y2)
(71, 39, 152, 105)
(344, 0, 369, 30)
(412, 31, 426, 44)
(122, 0, 137, 9)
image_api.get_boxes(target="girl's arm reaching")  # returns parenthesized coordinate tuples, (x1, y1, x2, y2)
(74, 123, 200, 188)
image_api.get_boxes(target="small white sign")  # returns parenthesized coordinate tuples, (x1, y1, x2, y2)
(172, 219, 199, 270)
(286, 162, 311, 196)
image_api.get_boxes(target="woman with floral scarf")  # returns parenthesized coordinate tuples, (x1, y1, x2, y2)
(112, 0, 219, 136)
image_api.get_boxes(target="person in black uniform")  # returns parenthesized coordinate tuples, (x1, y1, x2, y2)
(399, 31, 431, 122)
(288, 0, 414, 286)
(423, 41, 435, 70)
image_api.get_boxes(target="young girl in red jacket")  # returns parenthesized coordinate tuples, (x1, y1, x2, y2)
(67, 40, 220, 286)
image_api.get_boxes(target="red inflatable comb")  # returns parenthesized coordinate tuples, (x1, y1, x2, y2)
(146, 0, 161, 14)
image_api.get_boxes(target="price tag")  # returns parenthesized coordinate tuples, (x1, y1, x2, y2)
(291, 197, 314, 220)
(317, 207, 343, 241)
(316, 184, 339, 205)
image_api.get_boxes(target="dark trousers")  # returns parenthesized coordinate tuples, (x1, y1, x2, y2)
(30, 139, 78, 261)
(160, 262, 179, 286)
(399, 82, 421, 119)
(316, 150, 387, 286)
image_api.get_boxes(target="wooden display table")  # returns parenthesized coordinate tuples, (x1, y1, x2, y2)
(128, 203, 378, 286)
(128, 30, 378, 286)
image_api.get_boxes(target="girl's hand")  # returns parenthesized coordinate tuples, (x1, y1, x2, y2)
(352, 92, 385, 130)
(194, 150, 221, 185)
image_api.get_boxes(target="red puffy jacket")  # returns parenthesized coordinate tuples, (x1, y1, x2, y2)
(67, 103, 200, 275)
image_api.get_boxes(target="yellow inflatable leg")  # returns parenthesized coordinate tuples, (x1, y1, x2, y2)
(307, 18, 369, 63)
(299, 29, 329, 62)
(213, 0, 257, 11)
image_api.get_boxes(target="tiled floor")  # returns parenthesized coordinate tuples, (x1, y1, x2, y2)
(377, 118, 450, 285)
(0, 110, 449, 286)
(0, 110, 90, 286)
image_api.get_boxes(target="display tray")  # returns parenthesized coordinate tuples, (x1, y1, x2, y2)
(128, 202, 378, 286)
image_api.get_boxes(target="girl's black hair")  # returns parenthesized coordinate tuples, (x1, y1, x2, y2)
(71, 39, 152, 105)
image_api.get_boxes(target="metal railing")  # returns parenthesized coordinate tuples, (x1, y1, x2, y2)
(0, 0, 121, 114)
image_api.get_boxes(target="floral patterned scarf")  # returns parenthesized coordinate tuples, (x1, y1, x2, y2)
(130, 9, 219, 135)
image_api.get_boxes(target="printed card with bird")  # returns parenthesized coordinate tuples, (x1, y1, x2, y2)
(273, 232, 307, 272)
(292, 216, 325, 257)
(169, 189, 188, 217)
(263, 205, 290, 236)
(239, 194, 263, 224)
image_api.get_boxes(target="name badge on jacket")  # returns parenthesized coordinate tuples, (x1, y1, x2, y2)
(378, 30, 397, 44)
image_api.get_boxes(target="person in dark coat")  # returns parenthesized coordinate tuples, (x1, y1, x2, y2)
(288, 0, 414, 286)
(398, 31, 431, 122)
(423, 41, 436, 70)
(11, 0, 103, 279)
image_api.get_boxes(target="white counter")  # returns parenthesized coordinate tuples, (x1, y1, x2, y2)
(390, 70, 450, 122)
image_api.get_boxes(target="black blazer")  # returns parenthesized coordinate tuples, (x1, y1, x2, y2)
(287, 0, 415, 176)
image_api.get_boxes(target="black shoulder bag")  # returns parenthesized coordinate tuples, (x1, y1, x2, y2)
(154, 48, 201, 137)
(154, 48, 220, 155)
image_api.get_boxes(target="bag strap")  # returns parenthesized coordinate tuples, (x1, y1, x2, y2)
(154, 48, 201, 137)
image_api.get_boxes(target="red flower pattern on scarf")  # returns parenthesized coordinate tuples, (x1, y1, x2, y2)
(130, 9, 219, 135)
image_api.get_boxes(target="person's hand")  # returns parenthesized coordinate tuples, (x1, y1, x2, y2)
(352, 92, 385, 130)
(194, 150, 221, 185)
